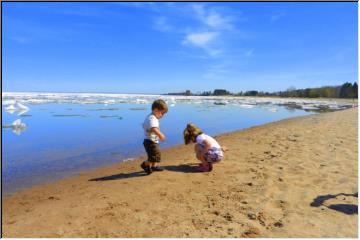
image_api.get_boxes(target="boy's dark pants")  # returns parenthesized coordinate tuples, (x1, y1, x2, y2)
(143, 139, 161, 163)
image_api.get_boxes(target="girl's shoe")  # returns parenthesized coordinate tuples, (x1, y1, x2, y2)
(208, 163, 213, 172)
(196, 163, 210, 172)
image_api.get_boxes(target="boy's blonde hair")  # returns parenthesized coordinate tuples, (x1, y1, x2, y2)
(152, 99, 168, 113)
(183, 123, 203, 145)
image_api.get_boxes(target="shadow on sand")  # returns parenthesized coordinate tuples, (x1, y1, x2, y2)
(310, 192, 358, 215)
(88, 163, 201, 182)
(162, 163, 202, 173)
(89, 171, 148, 181)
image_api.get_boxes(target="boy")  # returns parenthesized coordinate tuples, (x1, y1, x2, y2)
(141, 99, 168, 174)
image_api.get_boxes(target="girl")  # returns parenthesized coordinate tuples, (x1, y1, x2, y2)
(183, 123, 225, 172)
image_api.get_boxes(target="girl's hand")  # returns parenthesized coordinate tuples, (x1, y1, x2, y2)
(221, 146, 229, 152)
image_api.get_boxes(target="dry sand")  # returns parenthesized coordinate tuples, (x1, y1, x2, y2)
(2, 108, 358, 237)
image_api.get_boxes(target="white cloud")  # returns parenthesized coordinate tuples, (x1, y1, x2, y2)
(149, 3, 241, 58)
(153, 17, 172, 32)
(182, 32, 218, 47)
(245, 49, 254, 57)
(113, 2, 160, 11)
(182, 32, 223, 57)
(271, 12, 286, 23)
(9, 36, 28, 44)
(202, 64, 230, 80)
(192, 4, 233, 30)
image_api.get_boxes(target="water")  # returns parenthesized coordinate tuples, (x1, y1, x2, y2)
(2, 93, 352, 194)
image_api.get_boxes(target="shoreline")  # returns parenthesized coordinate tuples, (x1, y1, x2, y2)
(2, 111, 315, 197)
(2, 108, 314, 196)
(2, 108, 358, 237)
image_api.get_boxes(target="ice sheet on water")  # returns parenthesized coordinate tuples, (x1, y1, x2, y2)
(86, 108, 120, 111)
(129, 107, 147, 111)
(100, 115, 123, 119)
(53, 114, 88, 117)
(2, 92, 355, 111)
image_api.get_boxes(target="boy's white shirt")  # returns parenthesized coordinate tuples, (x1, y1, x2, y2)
(196, 133, 221, 149)
(143, 113, 160, 143)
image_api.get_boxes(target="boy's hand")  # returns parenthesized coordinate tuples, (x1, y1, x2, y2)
(159, 133, 166, 142)
(151, 127, 166, 142)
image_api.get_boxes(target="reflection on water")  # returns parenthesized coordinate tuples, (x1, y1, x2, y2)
(2, 119, 27, 135)
(2, 93, 354, 194)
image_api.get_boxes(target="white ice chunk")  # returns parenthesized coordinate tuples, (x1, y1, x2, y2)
(239, 104, 254, 109)
(16, 102, 29, 110)
(302, 105, 319, 110)
(5, 102, 30, 115)
(2, 100, 16, 106)
(214, 101, 227, 105)
(136, 99, 149, 104)
(6, 104, 16, 111)
(12, 119, 25, 127)
(267, 107, 278, 112)
(11, 119, 27, 135)
(5, 104, 16, 114)
(17, 108, 29, 116)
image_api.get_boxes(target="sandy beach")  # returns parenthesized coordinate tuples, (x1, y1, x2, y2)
(2, 108, 358, 237)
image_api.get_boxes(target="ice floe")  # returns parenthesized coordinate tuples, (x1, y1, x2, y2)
(239, 104, 255, 109)
(4, 101, 30, 115)
(2, 119, 27, 135)
(5, 104, 16, 113)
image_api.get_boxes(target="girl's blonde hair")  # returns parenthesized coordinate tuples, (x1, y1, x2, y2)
(183, 123, 203, 145)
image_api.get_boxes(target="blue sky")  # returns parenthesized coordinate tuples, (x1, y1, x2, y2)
(3, 2, 358, 94)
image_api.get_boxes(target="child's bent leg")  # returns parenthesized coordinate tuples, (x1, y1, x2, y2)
(141, 160, 152, 174)
(195, 144, 206, 161)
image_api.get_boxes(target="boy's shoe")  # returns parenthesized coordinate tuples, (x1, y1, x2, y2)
(151, 166, 164, 171)
(141, 162, 152, 175)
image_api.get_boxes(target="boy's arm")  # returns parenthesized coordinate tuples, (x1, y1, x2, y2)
(151, 127, 166, 141)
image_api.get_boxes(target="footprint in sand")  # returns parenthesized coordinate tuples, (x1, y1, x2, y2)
(247, 213, 257, 220)
(48, 196, 60, 200)
(241, 226, 260, 237)
(222, 212, 234, 222)
(257, 212, 268, 226)
(274, 221, 284, 227)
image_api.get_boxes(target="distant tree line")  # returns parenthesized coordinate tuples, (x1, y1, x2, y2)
(167, 82, 358, 99)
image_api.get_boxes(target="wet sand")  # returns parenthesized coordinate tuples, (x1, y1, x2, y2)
(2, 108, 358, 237)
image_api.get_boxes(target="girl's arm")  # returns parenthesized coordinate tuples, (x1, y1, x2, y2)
(202, 139, 212, 152)
(151, 127, 166, 141)
(221, 146, 229, 152)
